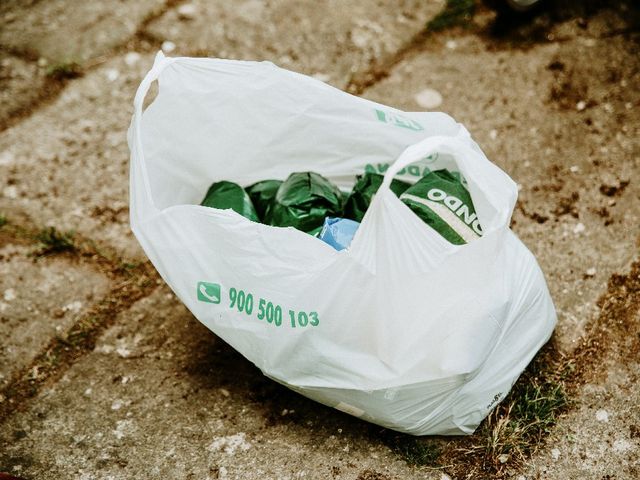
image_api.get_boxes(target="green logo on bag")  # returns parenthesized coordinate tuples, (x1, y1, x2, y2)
(364, 159, 437, 178)
(197, 281, 221, 304)
(375, 108, 424, 131)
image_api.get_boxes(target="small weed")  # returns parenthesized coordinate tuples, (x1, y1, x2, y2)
(386, 435, 442, 466)
(41, 348, 60, 368)
(0, 213, 6, 227)
(62, 329, 92, 348)
(512, 376, 568, 437)
(427, 0, 476, 32)
(385, 352, 568, 473)
(487, 381, 566, 464)
(459, 354, 570, 472)
(35, 227, 76, 255)
(46, 62, 83, 80)
(120, 261, 141, 272)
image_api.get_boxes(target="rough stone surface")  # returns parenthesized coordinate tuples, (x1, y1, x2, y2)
(362, 9, 640, 477)
(0, 1, 639, 479)
(146, 0, 445, 88)
(0, 0, 165, 63)
(0, 287, 439, 480)
(0, 53, 155, 260)
(364, 11, 640, 353)
(0, 52, 46, 127)
(526, 360, 640, 479)
(0, 241, 110, 389)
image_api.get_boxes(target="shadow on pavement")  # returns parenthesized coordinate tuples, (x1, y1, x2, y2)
(485, 0, 640, 47)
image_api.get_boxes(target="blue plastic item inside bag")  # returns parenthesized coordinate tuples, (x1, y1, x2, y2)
(318, 217, 360, 251)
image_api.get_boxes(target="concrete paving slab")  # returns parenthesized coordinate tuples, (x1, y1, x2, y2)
(145, 0, 445, 88)
(0, 242, 110, 390)
(0, 52, 46, 128)
(0, 0, 165, 63)
(0, 53, 155, 260)
(0, 3, 638, 479)
(525, 360, 640, 479)
(524, 254, 640, 478)
(0, 0, 442, 262)
(0, 287, 439, 480)
(363, 24, 640, 352)
(361, 15, 640, 476)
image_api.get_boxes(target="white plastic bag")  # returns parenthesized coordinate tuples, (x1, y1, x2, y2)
(129, 52, 556, 436)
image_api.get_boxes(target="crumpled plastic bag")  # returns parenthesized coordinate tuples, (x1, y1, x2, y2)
(344, 172, 411, 222)
(400, 169, 482, 244)
(201, 181, 259, 222)
(129, 52, 557, 436)
(245, 179, 282, 221)
(266, 172, 344, 233)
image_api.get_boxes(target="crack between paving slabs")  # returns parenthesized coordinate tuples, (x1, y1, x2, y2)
(0, 0, 188, 134)
(0, 221, 159, 424)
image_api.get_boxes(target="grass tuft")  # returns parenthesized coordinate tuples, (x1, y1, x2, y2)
(458, 354, 570, 472)
(35, 227, 77, 256)
(0, 213, 6, 227)
(46, 62, 83, 80)
(427, 0, 476, 32)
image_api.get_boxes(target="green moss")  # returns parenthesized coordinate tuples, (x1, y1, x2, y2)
(465, 353, 570, 469)
(35, 227, 76, 255)
(427, 0, 476, 32)
(46, 61, 83, 80)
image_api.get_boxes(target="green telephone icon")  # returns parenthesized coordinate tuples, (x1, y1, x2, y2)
(197, 282, 221, 304)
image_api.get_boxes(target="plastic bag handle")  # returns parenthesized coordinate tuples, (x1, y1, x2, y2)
(381, 134, 472, 190)
(130, 52, 176, 216)
(133, 51, 175, 126)
(381, 134, 518, 233)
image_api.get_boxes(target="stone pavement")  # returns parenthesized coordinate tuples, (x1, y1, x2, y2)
(0, 1, 639, 479)
(0, 243, 109, 390)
